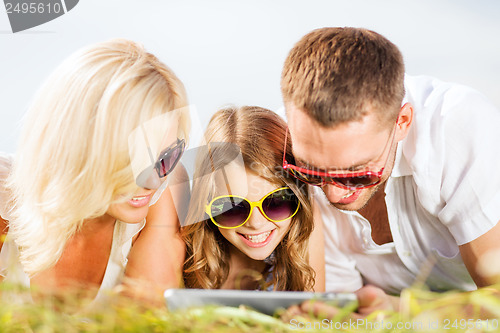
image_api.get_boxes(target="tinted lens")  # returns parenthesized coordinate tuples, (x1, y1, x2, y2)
(210, 197, 251, 228)
(157, 147, 181, 176)
(287, 169, 324, 186)
(329, 174, 380, 189)
(156, 140, 185, 177)
(262, 188, 300, 221)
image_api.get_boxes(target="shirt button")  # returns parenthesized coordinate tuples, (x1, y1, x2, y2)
(404, 251, 411, 257)
(362, 237, 369, 245)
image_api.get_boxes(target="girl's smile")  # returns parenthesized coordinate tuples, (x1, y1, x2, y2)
(237, 229, 275, 248)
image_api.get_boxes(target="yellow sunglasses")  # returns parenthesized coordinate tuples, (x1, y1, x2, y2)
(205, 187, 301, 229)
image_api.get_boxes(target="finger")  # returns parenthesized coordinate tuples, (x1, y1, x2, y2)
(300, 300, 340, 319)
(355, 285, 393, 315)
(356, 285, 386, 308)
(287, 304, 303, 317)
(281, 304, 303, 322)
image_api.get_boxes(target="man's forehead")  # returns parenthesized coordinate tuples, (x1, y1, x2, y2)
(287, 107, 387, 170)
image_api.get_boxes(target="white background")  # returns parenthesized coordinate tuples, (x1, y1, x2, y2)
(1, 0, 499, 153)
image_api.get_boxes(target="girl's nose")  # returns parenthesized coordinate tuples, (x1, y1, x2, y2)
(243, 207, 269, 229)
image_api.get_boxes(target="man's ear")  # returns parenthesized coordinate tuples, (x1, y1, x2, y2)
(395, 102, 413, 141)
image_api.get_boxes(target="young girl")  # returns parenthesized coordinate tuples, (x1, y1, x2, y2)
(182, 106, 324, 291)
(0, 39, 190, 304)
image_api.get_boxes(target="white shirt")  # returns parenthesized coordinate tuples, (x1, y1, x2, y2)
(320, 75, 500, 294)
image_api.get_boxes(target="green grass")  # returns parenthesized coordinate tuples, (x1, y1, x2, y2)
(1, 283, 500, 332)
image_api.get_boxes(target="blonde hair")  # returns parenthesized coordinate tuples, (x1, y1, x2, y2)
(281, 27, 405, 127)
(182, 106, 315, 291)
(7, 39, 189, 276)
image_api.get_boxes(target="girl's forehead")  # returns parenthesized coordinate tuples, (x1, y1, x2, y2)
(213, 162, 248, 196)
(213, 165, 279, 200)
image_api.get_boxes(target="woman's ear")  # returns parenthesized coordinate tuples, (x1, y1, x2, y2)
(395, 102, 414, 141)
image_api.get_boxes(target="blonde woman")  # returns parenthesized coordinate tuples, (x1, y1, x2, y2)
(0, 39, 189, 304)
(182, 106, 325, 291)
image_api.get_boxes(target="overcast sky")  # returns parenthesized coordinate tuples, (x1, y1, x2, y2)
(1, 0, 499, 153)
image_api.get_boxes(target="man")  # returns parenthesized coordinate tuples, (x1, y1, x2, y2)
(281, 27, 500, 314)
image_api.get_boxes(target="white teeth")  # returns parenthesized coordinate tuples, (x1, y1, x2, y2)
(131, 196, 147, 201)
(243, 231, 272, 243)
(342, 192, 355, 199)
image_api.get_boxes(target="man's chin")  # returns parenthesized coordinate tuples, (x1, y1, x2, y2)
(330, 201, 364, 211)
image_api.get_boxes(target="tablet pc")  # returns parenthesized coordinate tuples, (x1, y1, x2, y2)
(164, 289, 357, 315)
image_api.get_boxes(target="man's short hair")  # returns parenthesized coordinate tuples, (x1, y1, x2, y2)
(281, 27, 405, 127)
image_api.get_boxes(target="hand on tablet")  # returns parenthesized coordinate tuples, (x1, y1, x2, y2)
(284, 285, 397, 320)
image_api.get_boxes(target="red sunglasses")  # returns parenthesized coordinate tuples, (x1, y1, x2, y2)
(282, 122, 397, 190)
